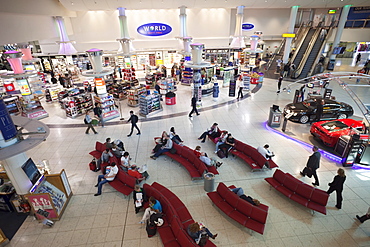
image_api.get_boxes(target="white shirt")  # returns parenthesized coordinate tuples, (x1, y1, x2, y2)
(121, 156, 130, 167)
(105, 165, 118, 181)
(257, 146, 272, 160)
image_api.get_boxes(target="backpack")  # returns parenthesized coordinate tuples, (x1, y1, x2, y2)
(197, 232, 209, 246)
(84, 116, 88, 124)
(149, 212, 164, 227)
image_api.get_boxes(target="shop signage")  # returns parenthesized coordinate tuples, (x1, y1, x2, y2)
(94, 78, 107, 95)
(137, 23, 172, 36)
(242, 23, 255, 31)
(17, 79, 32, 96)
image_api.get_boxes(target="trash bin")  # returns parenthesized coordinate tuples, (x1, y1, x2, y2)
(165, 92, 176, 105)
(204, 172, 215, 192)
(268, 105, 282, 127)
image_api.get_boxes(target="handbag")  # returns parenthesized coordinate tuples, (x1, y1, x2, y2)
(303, 167, 313, 178)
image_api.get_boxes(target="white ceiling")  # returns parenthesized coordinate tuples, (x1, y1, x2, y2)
(58, 0, 369, 11)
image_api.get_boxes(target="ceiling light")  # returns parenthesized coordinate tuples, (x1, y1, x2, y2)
(71, 1, 74, 5)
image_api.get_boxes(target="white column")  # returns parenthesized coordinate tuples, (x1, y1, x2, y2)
(2, 153, 32, 195)
(230, 6, 245, 48)
(179, 6, 187, 38)
(329, 5, 351, 60)
(283, 6, 299, 64)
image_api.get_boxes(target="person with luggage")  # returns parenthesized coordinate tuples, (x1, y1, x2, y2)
(94, 162, 118, 196)
(300, 146, 321, 186)
(127, 111, 141, 137)
(84, 110, 98, 135)
(356, 207, 370, 223)
(214, 131, 228, 153)
(219, 133, 235, 158)
(139, 196, 162, 224)
(169, 127, 183, 144)
(150, 136, 173, 160)
(189, 96, 200, 117)
(187, 222, 218, 245)
(231, 187, 261, 206)
(96, 149, 113, 172)
(194, 146, 223, 168)
(133, 185, 146, 214)
(198, 123, 220, 143)
(327, 168, 346, 209)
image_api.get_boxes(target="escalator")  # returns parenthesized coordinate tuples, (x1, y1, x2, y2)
(291, 28, 316, 68)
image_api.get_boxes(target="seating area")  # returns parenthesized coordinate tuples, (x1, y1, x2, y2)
(207, 182, 269, 235)
(208, 134, 278, 171)
(265, 169, 329, 215)
(154, 140, 219, 180)
(143, 182, 216, 247)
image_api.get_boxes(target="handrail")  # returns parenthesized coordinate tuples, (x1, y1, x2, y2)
(308, 27, 332, 77)
(292, 27, 321, 79)
(289, 27, 310, 66)
(265, 39, 285, 70)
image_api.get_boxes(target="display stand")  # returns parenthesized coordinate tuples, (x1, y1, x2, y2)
(109, 81, 131, 100)
(127, 86, 146, 107)
(20, 95, 49, 120)
(123, 68, 136, 81)
(139, 93, 162, 117)
(62, 93, 93, 118)
(3, 96, 21, 115)
(94, 94, 120, 121)
(158, 78, 177, 94)
(181, 68, 193, 85)
(45, 85, 63, 103)
(28, 73, 45, 96)
(25, 169, 72, 222)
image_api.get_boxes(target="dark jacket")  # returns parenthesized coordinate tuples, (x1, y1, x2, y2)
(191, 97, 197, 107)
(93, 106, 102, 117)
(306, 151, 321, 170)
(328, 175, 346, 191)
(128, 114, 138, 124)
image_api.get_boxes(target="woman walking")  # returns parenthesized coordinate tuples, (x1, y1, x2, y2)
(327, 168, 346, 209)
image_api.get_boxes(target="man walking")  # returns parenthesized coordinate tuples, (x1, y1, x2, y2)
(189, 96, 200, 117)
(93, 103, 104, 127)
(127, 111, 141, 137)
(94, 162, 118, 196)
(300, 146, 321, 186)
(84, 110, 98, 135)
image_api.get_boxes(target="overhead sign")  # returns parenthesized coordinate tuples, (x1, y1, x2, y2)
(328, 9, 337, 14)
(242, 23, 255, 31)
(282, 33, 296, 38)
(137, 23, 172, 36)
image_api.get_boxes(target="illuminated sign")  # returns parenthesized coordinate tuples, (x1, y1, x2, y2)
(328, 9, 337, 14)
(137, 23, 172, 36)
(242, 23, 255, 31)
(282, 33, 296, 38)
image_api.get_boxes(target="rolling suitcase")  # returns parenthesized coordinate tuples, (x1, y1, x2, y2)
(89, 159, 97, 171)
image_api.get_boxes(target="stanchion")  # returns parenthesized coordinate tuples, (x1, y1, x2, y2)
(282, 117, 288, 132)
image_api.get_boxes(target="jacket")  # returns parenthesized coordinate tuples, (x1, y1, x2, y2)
(306, 151, 321, 170)
(328, 175, 346, 191)
(128, 114, 138, 124)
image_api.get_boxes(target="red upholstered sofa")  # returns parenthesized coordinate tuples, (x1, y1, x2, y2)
(154, 140, 218, 180)
(143, 183, 216, 247)
(265, 169, 329, 214)
(208, 133, 278, 171)
(207, 182, 269, 235)
(89, 141, 106, 159)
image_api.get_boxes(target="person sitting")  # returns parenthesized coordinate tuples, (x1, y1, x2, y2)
(231, 187, 261, 206)
(198, 123, 220, 143)
(113, 139, 125, 151)
(194, 146, 222, 168)
(96, 149, 113, 171)
(187, 222, 218, 245)
(153, 131, 169, 153)
(139, 196, 162, 224)
(94, 162, 118, 196)
(120, 151, 131, 171)
(111, 144, 122, 158)
(219, 133, 235, 158)
(127, 165, 149, 182)
(104, 137, 113, 149)
(257, 144, 275, 168)
(150, 136, 173, 160)
(133, 185, 146, 214)
(169, 127, 183, 144)
(214, 131, 228, 153)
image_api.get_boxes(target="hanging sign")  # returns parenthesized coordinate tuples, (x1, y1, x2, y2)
(94, 78, 107, 95)
(17, 79, 32, 96)
(137, 23, 172, 36)
(242, 23, 255, 31)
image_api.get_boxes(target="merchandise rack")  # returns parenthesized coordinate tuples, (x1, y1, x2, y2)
(94, 94, 120, 121)
(127, 86, 146, 107)
(62, 93, 93, 118)
(139, 93, 162, 117)
(3, 96, 21, 115)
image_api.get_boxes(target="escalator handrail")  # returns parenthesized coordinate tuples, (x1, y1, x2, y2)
(308, 27, 332, 76)
(265, 39, 285, 70)
(290, 27, 311, 66)
(292, 28, 322, 78)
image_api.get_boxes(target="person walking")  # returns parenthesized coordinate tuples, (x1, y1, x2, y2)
(356, 207, 370, 223)
(189, 96, 200, 117)
(237, 79, 243, 99)
(277, 75, 283, 93)
(327, 168, 346, 209)
(93, 103, 104, 127)
(356, 53, 361, 64)
(118, 66, 122, 78)
(283, 63, 290, 77)
(84, 110, 98, 134)
(127, 111, 141, 137)
(313, 99, 324, 123)
(300, 146, 321, 186)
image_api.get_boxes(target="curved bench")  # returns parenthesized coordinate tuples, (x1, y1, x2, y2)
(207, 182, 268, 235)
(89, 141, 106, 159)
(153, 139, 218, 180)
(265, 169, 329, 214)
(143, 183, 216, 247)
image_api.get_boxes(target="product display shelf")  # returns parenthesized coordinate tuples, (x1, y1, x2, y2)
(20, 95, 49, 120)
(28, 75, 45, 96)
(158, 78, 177, 94)
(123, 68, 136, 82)
(3, 96, 21, 115)
(181, 68, 193, 86)
(45, 85, 63, 103)
(110, 81, 131, 100)
(62, 93, 93, 118)
(139, 93, 162, 117)
(94, 94, 120, 121)
(127, 86, 146, 107)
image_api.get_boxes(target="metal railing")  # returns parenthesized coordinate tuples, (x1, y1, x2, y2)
(345, 19, 370, 28)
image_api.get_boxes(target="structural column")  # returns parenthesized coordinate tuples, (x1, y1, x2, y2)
(283, 6, 299, 64)
(329, 5, 351, 61)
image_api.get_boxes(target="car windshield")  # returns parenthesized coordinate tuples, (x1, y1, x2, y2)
(321, 121, 348, 132)
(302, 100, 317, 108)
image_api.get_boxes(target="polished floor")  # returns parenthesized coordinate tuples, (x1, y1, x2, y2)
(6, 59, 370, 247)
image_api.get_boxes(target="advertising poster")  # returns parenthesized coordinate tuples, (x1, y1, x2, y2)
(0, 99, 17, 140)
(27, 194, 57, 220)
(16, 79, 31, 96)
(94, 78, 107, 95)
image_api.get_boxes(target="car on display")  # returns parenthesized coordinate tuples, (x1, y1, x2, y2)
(283, 98, 354, 124)
(310, 119, 365, 147)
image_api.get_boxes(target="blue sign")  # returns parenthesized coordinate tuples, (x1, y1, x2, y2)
(0, 99, 17, 141)
(137, 23, 172, 36)
(242, 23, 255, 31)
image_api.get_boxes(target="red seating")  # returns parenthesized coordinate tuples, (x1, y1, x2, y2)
(265, 169, 329, 214)
(207, 182, 269, 235)
(89, 141, 106, 159)
(153, 139, 219, 180)
(144, 183, 217, 247)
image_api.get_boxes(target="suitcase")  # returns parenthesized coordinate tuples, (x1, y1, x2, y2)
(217, 149, 226, 159)
(146, 221, 157, 237)
(89, 160, 97, 171)
(303, 167, 313, 178)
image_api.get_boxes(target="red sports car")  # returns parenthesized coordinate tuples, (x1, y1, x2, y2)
(310, 119, 365, 147)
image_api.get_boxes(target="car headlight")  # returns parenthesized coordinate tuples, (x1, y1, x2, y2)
(293, 113, 297, 116)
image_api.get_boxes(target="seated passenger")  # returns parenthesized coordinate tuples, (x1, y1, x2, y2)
(187, 222, 218, 245)
(194, 146, 222, 168)
(113, 139, 125, 151)
(153, 131, 168, 153)
(104, 137, 113, 149)
(214, 131, 228, 153)
(150, 136, 173, 160)
(120, 152, 131, 171)
(231, 187, 261, 206)
(111, 144, 122, 158)
(169, 127, 183, 144)
(127, 165, 149, 182)
(139, 196, 162, 224)
(133, 185, 146, 214)
(257, 144, 274, 168)
(219, 133, 235, 158)
(96, 149, 113, 171)
(198, 123, 220, 143)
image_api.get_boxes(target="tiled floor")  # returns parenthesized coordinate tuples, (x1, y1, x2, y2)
(6, 58, 370, 247)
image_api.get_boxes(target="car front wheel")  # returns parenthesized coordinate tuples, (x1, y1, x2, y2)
(338, 113, 347, 119)
(299, 115, 309, 124)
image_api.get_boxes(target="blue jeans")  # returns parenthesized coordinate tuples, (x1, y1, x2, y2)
(154, 148, 171, 157)
(97, 175, 108, 194)
(215, 142, 224, 152)
(232, 188, 244, 197)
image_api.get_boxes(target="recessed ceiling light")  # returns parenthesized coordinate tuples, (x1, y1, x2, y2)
(71, 1, 74, 5)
